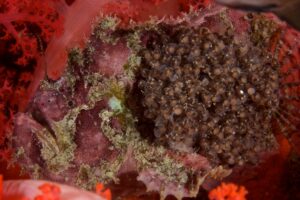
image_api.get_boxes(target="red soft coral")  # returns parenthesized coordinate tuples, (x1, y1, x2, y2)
(0, 0, 63, 65)
(102, 0, 139, 26)
(0, 0, 63, 163)
(178, 0, 211, 12)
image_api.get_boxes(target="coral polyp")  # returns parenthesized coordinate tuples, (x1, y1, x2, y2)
(137, 22, 279, 166)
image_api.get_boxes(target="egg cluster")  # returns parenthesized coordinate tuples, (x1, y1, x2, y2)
(138, 25, 279, 166)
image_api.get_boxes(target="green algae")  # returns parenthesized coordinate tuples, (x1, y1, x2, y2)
(14, 147, 25, 159)
(76, 155, 124, 190)
(100, 110, 129, 150)
(124, 54, 141, 79)
(36, 105, 88, 173)
(85, 43, 96, 64)
(85, 73, 127, 107)
(250, 14, 279, 46)
(97, 156, 123, 184)
(68, 47, 85, 67)
(31, 164, 41, 179)
(126, 30, 142, 52)
(98, 88, 193, 186)
(94, 16, 120, 44)
(76, 164, 95, 189)
(124, 28, 144, 79)
(85, 73, 106, 106)
(99, 16, 120, 30)
(40, 79, 61, 91)
(40, 48, 80, 94)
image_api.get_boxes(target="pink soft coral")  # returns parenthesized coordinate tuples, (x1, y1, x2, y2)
(1, 178, 111, 200)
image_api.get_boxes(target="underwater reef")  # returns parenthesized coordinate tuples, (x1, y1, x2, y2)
(1, 0, 300, 200)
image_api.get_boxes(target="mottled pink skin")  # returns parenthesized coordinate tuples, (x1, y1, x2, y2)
(117, 147, 138, 176)
(171, 153, 211, 171)
(13, 25, 132, 185)
(134, 152, 211, 198)
(29, 90, 69, 121)
(14, 113, 45, 168)
(92, 40, 130, 76)
(13, 101, 119, 185)
(74, 100, 118, 165)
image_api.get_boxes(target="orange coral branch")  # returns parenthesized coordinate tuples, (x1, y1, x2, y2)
(96, 183, 112, 200)
(209, 183, 248, 200)
(34, 183, 61, 200)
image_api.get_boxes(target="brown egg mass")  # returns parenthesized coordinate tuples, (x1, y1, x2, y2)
(137, 24, 279, 167)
